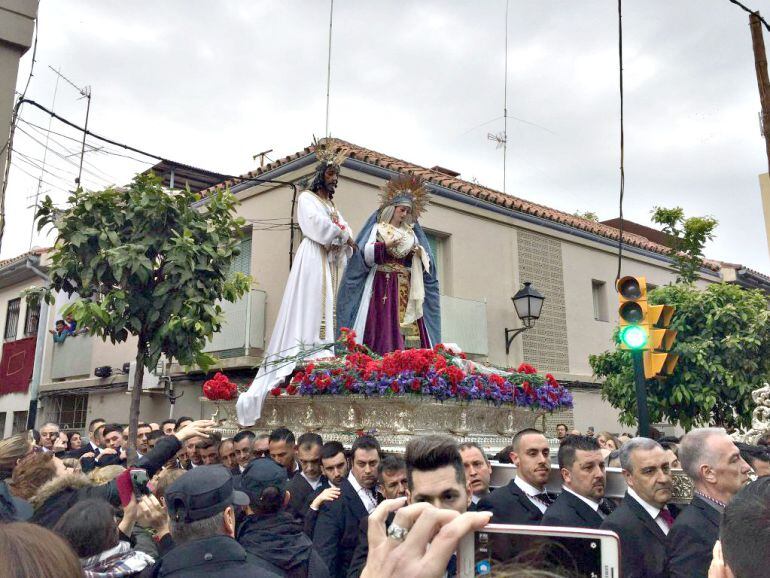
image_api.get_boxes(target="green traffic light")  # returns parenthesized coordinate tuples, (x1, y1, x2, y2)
(620, 325, 647, 349)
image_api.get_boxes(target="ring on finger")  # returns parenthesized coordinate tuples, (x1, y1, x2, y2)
(387, 523, 409, 542)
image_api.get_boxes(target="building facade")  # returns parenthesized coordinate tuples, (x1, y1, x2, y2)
(3, 139, 751, 437)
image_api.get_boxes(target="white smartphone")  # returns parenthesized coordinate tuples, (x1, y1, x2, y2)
(457, 523, 621, 578)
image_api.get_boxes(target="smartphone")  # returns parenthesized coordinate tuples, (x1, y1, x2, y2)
(457, 524, 620, 578)
(130, 468, 150, 498)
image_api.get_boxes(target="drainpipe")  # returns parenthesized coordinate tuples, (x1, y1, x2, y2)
(25, 259, 49, 430)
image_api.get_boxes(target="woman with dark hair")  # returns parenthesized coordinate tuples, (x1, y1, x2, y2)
(0, 522, 83, 578)
(64, 430, 83, 452)
(55, 497, 154, 577)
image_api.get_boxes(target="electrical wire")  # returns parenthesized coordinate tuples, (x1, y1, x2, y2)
(18, 98, 299, 192)
(728, 0, 770, 31)
(616, 0, 625, 282)
(18, 117, 120, 182)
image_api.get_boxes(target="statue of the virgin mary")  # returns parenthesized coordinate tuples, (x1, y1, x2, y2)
(337, 175, 440, 354)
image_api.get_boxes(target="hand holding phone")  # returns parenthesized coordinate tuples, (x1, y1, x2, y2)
(360, 498, 492, 578)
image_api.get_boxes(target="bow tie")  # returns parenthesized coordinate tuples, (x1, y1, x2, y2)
(534, 492, 556, 506)
(598, 499, 615, 516)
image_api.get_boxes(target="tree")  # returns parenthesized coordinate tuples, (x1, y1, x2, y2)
(590, 282, 770, 431)
(33, 173, 250, 464)
(651, 206, 718, 283)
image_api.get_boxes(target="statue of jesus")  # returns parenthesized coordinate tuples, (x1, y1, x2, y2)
(237, 141, 354, 426)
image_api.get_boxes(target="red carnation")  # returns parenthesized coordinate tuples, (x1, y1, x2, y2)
(270, 387, 282, 397)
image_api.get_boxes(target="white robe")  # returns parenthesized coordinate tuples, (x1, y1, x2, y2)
(236, 191, 352, 426)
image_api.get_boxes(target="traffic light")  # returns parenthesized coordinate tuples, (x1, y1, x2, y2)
(643, 303, 679, 379)
(617, 276, 649, 350)
(616, 276, 679, 379)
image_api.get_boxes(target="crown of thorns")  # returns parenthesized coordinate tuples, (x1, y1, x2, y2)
(312, 137, 348, 170)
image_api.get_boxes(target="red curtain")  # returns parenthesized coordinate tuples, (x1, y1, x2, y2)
(0, 337, 36, 394)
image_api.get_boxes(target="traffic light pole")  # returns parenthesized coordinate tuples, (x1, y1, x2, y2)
(632, 349, 651, 437)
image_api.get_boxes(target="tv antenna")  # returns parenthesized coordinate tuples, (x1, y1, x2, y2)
(48, 66, 91, 188)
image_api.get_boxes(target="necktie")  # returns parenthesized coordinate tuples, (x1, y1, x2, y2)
(658, 507, 675, 528)
(534, 492, 555, 506)
(598, 499, 615, 517)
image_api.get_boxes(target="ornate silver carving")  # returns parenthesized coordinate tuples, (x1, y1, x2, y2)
(208, 396, 553, 452)
(732, 383, 770, 444)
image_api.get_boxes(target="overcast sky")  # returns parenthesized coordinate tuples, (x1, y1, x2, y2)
(6, 0, 770, 273)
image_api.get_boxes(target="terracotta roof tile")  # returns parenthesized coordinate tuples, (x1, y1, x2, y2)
(0, 247, 50, 270)
(203, 138, 722, 271)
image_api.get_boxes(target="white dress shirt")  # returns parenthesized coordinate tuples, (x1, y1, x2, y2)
(627, 487, 670, 535)
(348, 472, 378, 514)
(302, 472, 323, 491)
(514, 476, 549, 514)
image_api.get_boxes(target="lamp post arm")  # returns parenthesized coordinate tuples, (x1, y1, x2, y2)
(505, 326, 529, 355)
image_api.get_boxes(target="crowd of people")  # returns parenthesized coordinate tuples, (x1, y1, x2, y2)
(0, 416, 769, 577)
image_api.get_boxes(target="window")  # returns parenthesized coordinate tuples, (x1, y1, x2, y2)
(228, 234, 252, 276)
(11, 411, 28, 435)
(4, 298, 20, 341)
(45, 394, 88, 430)
(592, 280, 608, 322)
(423, 231, 447, 289)
(23, 300, 40, 337)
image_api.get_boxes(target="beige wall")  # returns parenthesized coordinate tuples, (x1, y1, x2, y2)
(29, 158, 722, 435)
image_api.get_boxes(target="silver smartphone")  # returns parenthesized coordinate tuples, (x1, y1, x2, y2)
(457, 524, 621, 578)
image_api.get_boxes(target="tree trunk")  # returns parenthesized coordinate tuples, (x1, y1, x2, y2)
(127, 340, 145, 468)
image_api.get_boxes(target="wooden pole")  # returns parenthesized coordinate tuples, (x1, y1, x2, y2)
(750, 12, 770, 173)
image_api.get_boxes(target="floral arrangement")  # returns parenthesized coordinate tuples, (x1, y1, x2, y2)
(268, 329, 573, 412)
(203, 371, 238, 401)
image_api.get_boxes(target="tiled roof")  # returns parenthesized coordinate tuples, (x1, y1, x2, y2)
(720, 261, 770, 283)
(0, 247, 50, 270)
(206, 138, 721, 271)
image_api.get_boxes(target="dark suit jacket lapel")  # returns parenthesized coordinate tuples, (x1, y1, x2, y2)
(343, 479, 369, 520)
(509, 481, 542, 517)
(692, 495, 721, 530)
(626, 493, 667, 543)
(564, 490, 603, 526)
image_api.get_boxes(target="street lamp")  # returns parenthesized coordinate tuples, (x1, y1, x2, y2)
(505, 282, 545, 354)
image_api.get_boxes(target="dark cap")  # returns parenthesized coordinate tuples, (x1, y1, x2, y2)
(0, 480, 32, 522)
(240, 458, 288, 504)
(165, 465, 249, 523)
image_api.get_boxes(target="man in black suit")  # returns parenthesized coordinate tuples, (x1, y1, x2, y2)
(286, 432, 326, 520)
(313, 435, 381, 578)
(459, 442, 492, 511)
(600, 437, 675, 578)
(347, 455, 409, 578)
(74, 417, 105, 458)
(81, 423, 127, 472)
(542, 435, 612, 529)
(667, 428, 751, 578)
(477, 428, 553, 524)
(268, 427, 300, 479)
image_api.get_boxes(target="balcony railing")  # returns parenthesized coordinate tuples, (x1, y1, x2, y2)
(204, 289, 266, 355)
(440, 295, 488, 355)
(50, 334, 93, 380)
